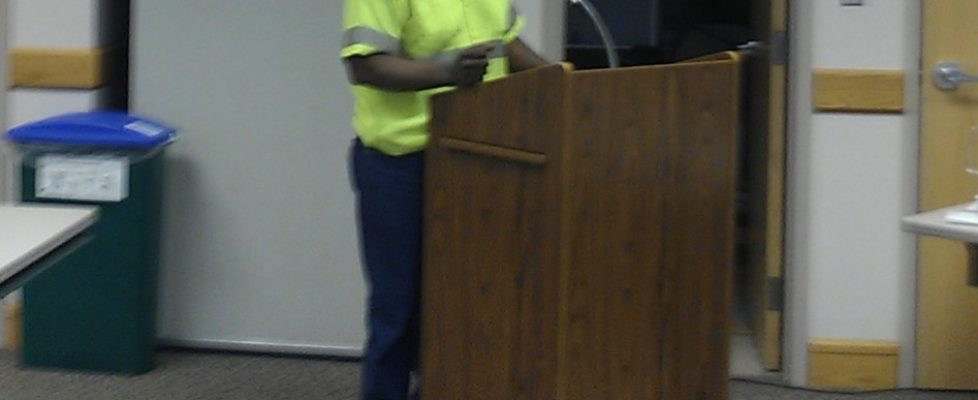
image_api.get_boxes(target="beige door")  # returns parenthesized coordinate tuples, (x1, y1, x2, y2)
(919, 0, 978, 389)
(745, 0, 788, 371)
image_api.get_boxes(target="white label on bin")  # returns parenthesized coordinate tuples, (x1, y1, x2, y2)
(125, 121, 166, 137)
(36, 155, 129, 202)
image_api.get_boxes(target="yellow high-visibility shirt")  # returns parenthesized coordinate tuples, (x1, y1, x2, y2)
(342, 0, 525, 156)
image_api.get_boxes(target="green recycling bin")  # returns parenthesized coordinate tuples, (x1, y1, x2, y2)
(6, 111, 176, 374)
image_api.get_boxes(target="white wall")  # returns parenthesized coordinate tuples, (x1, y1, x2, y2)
(131, 0, 363, 355)
(7, 0, 114, 127)
(9, 0, 103, 48)
(786, 0, 920, 387)
(514, 0, 565, 61)
(8, 90, 109, 127)
(131, 0, 564, 356)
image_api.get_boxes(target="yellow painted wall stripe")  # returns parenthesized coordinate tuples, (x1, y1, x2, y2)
(813, 69, 905, 113)
(10, 48, 109, 89)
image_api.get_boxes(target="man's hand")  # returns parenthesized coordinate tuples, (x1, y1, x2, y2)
(444, 43, 495, 87)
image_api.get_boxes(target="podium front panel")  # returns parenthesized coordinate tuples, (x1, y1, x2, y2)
(423, 66, 566, 400)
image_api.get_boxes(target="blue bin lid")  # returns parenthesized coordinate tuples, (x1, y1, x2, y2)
(6, 111, 176, 149)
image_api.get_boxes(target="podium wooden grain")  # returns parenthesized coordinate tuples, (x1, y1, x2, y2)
(423, 54, 741, 400)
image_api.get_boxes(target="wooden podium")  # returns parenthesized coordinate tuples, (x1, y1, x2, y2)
(422, 53, 742, 400)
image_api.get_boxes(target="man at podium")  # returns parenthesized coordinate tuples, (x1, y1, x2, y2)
(341, 1, 550, 399)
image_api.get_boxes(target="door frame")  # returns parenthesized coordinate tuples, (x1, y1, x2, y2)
(782, 0, 810, 385)
(746, 0, 789, 373)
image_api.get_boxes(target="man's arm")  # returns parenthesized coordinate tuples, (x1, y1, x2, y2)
(345, 55, 451, 91)
(345, 44, 494, 92)
(507, 38, 551, 73)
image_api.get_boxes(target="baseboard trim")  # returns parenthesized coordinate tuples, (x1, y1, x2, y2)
(808, 339, 900, 391)
(157, 337, 363, 359)
(10, 47, 109, 89)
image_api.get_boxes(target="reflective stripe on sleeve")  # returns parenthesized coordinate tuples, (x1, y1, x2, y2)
(343, 26, 403, 56)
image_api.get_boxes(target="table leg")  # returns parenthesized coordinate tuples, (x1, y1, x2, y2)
(967, 243, 978, 287)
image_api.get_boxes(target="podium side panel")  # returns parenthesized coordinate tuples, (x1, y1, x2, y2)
(562, 61, 739, 400)
(656, 61, 738, 400)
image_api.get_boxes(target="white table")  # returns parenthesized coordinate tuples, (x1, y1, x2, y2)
(0, 204, 97, 298)
(903, 203, 978, 286)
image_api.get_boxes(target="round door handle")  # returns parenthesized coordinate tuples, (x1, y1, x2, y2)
(934, 61, 978, 91)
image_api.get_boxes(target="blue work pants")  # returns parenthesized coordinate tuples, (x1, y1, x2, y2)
(350, 139, 424, 400)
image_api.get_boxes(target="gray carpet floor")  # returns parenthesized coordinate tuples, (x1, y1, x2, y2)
(1, 350, 977, 400)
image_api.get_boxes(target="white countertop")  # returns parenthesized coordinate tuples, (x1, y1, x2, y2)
(902, 203, 978, 243)
(0, 204, 98, 286)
